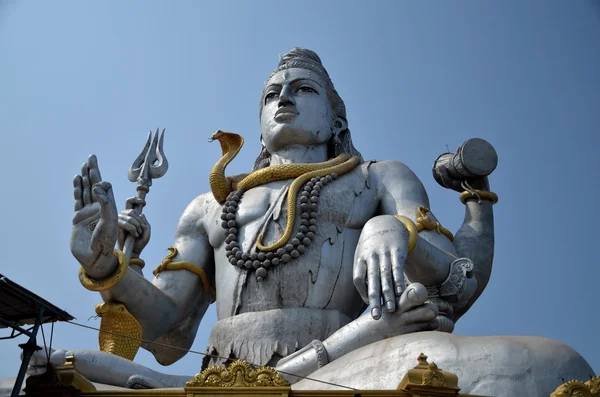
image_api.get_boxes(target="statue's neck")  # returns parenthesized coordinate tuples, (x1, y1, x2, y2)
(269, 144, 329, 165)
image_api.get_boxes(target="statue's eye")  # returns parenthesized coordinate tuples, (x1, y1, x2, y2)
(298, 86, 316, 94)
(265, 92, 279, 102)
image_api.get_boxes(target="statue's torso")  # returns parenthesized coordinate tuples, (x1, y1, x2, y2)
(203, 162, 377, 322)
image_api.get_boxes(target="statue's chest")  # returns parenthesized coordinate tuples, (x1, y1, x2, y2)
(212, 164, 377, 316)
(207, 182, 286, 247)
(209, 165, 377, 249)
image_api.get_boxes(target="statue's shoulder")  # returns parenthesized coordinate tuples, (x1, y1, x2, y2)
(366, 160, 428, 204)
(368, 159, 423, 185)
(176, 191, 219, 235)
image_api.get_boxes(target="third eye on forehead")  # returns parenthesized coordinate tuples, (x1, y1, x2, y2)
(266, 69, 324, 90)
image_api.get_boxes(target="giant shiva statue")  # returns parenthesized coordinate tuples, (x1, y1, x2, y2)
(30, 48, 592, 396)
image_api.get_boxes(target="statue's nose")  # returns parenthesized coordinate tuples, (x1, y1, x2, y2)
(278, 85, 295, 107)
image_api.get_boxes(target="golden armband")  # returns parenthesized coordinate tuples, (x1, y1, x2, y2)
(394, 206, 455, 251)
(416, 207, 454, 242)
(393, 216, 418, 253)
(153, 247, 217, 303)
(79, 250, 128, 292)
(459, 189, 499, 205)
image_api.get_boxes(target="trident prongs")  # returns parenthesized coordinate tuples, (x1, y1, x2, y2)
(122, 128, 169, 264)
(128, 128, 169, 189)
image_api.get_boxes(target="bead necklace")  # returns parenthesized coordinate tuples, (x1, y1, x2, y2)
(220, 173, 337, 281)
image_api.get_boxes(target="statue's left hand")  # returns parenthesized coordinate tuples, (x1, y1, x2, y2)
(354, 215, 410, 320)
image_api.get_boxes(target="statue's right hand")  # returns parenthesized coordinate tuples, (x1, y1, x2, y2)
(70, 155, 119, 279)
(117, 197, 151, 257)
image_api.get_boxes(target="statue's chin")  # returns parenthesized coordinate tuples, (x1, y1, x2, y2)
(262, 126, 331, 154)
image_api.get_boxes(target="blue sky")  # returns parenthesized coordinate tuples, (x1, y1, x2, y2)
(1, 0, 599, 382)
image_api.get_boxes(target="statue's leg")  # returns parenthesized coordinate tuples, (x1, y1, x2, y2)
(405, 233, 459, 285)
(292, 332, 595, 396)
(30, 349, 192, 389)
(276, 283, 438, 383)
(405, 234, 478, 330)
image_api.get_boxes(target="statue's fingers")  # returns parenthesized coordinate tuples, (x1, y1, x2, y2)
(353, 258, 368, 304)
(379, 253, 395, 313)
(87, 155, 102, 186)
(119, 214, 142, 235)
(92, 181, 117, 220)
(90, 182, 118, 254)
(131, 213, 150, 234)
(391, 250, 406, 296)
(73, 175, 83, 211)
(139, 214, 151, 231)
(138, 214, 151, 243)
(367, 255, 382, 320)
(81, 162, 92, 206)
(398, 301, 438, 325)
(427, 318, 440, 330)
(117, 217, 140, 237)
(401, 318, 440, 334)
(397, 283, 428, 314)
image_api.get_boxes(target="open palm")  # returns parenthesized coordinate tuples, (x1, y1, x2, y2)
(70, 155, 119, 279)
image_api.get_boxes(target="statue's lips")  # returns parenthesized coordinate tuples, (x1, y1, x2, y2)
(274, 107, 299, 122)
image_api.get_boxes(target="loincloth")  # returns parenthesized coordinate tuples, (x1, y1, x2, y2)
(202, 308, 351, 369)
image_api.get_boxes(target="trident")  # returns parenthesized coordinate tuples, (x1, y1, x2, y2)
(122, 128, 169, 260)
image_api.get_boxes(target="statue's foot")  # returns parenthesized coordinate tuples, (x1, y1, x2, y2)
(125, 375, 168, 389)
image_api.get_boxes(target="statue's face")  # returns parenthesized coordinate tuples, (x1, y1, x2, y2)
(260, 68, 334, 153)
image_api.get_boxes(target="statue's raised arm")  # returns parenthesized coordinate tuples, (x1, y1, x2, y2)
(70, 142, 215, 366)
(352, 138, 498, 329)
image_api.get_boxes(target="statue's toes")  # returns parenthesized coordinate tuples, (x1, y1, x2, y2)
(397, 283, 428, 313)
(401, 302, 438, 325)
(125, 375, 166, 389)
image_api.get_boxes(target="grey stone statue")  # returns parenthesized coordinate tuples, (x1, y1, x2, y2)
(25, 48, 593, 396)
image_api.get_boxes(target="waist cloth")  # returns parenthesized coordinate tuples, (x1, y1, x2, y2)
(203, 307, 351, 368)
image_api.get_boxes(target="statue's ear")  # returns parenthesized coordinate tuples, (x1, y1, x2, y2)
(333, 117, 347, 136)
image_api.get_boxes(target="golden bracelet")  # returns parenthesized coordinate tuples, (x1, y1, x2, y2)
(129, 257, 145, 269)
(79, 250, 128, 292)
(460, 190, 498, 205)
(153, 247, 217, 303)
(393, 216, 418, 253)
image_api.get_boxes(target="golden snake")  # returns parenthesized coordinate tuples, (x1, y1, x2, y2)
(95, 302, 142, 361)
(209, 130, 361, 251)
